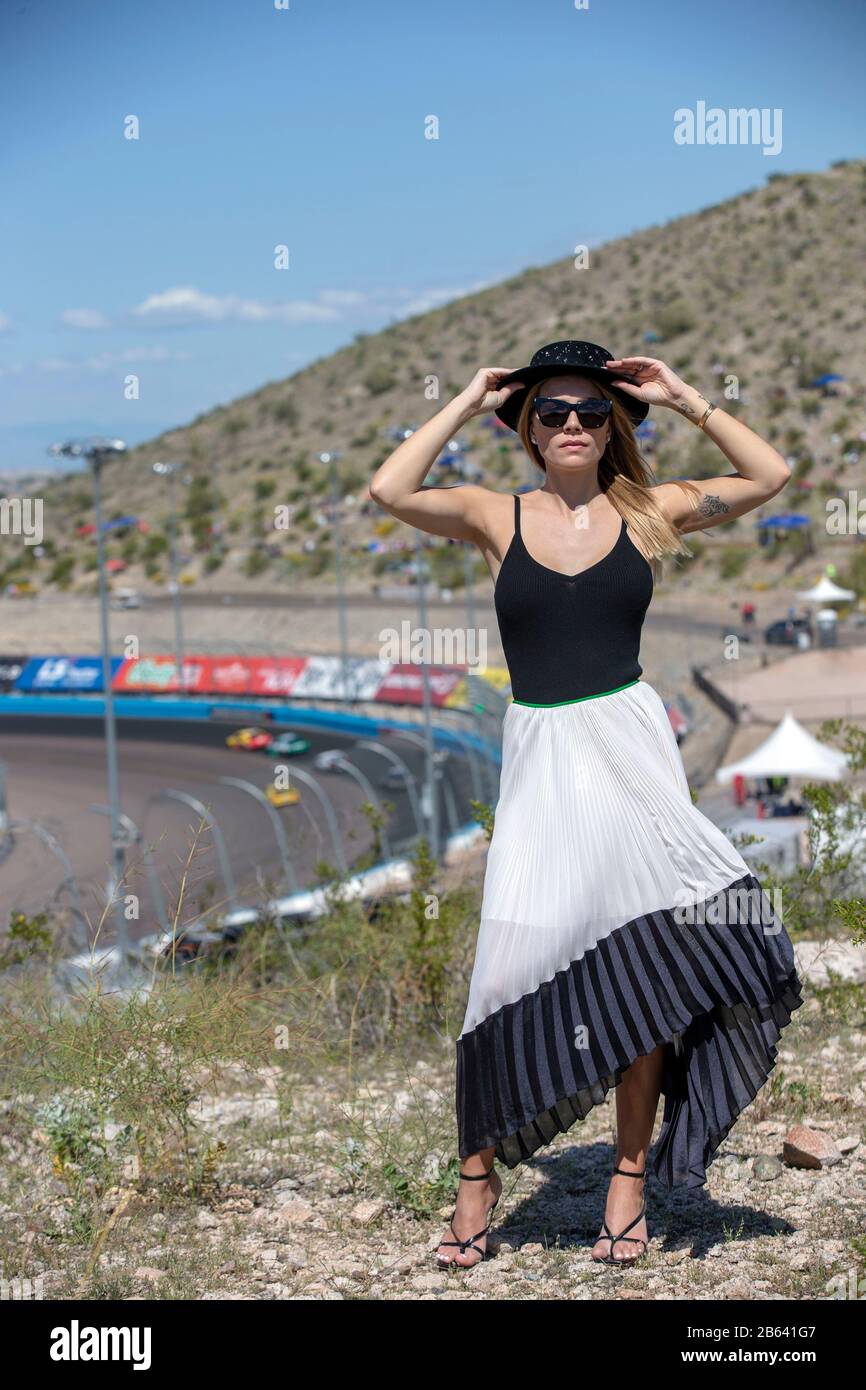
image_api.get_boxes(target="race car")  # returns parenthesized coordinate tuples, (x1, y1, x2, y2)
(265, 783, 301, 808)
(226, 727, 274, 751)
(265, 731, 311, 758)
(313, 749, 346, 771)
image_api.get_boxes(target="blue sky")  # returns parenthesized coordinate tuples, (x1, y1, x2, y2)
(1, 0, 864, 474)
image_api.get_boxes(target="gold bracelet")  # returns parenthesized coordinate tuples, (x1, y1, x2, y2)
(695, 399, 717, 430)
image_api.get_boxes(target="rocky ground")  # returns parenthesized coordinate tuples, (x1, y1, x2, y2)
(2, 962, 864, 1303)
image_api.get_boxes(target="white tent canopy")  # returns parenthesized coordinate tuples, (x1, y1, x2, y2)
(716, 710, 849, 784)
(796, 575, 856, 603)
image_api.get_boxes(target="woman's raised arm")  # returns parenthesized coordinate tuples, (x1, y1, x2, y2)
(607, 355, 791, 534)
(368, 367, 524, 542)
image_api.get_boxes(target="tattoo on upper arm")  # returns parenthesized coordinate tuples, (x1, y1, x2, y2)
(696, 494, 730, 519)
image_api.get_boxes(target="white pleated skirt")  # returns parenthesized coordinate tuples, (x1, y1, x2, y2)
(455, 678, 803, 1189)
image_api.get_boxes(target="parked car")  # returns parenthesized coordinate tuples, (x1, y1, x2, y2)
(111, 587, 141, 610)
(226, 727, 274, 751)
(764, 617, 813, 646)
(266, 731, 310, 758)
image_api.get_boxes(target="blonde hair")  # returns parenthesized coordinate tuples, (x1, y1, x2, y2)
(516, 378, 702, 583)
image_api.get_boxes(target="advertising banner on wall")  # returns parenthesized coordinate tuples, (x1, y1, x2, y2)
(11, 652, 515, 710)
(0, 656, 28, 692)
(16, 656, 125, 691)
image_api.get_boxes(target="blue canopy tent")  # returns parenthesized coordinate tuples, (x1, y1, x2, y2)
(757, 513, 814, 555)
(757, 514, 811, 529)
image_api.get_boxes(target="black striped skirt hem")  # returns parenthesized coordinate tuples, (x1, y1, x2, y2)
(455, 872, 804, 1189)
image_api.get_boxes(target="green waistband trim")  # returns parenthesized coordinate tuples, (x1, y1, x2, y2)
(511, 678, 641, 708)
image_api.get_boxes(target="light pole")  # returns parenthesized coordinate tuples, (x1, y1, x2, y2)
(414, 531, 441, 859)
(49, 436, 129, 974)
(319, 450, 354, 703)
(153, 461, 187, 693)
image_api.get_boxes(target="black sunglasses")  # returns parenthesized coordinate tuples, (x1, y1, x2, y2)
(533, 396, 612, 430)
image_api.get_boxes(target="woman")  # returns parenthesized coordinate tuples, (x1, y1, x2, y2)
(368, 340, 804, 1270)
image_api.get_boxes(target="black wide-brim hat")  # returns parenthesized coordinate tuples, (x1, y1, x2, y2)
(494, 340, 650, 431)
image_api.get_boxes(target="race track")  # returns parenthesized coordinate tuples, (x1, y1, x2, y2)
(0, 715, 475, 944)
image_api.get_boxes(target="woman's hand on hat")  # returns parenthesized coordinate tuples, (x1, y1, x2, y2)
(606, 356, 692, 411)
(460, 367, 525, 419)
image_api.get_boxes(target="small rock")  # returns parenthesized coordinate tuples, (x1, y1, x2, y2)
(789, 1251, 813, 1271)
(410, 1272, 446, 1290)
(271, 1200, 314, 1226)
(277, 1247, 308, 1271)
(300, 1282, 344, 1299)
(752, 1154, 783, 1182)
(665, 1245, 694, 1263)
(720, 1279, 753, 1299)
(134, 1266, 166, 1285)
(783, 1126, 843, 1170)
(838, 1134, 861, 1154)
(520, 1243, 545, 1256)
(793, 940, 866, 987)
(350, 1199, 386, 1226)
(197, 1210, 220, 1229)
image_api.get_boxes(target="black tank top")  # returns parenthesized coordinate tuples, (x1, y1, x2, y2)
(493, 493, 654, 705)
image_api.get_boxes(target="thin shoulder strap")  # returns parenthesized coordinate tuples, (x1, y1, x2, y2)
(513, 492, 521, 536)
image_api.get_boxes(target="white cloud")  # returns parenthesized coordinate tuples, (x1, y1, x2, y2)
(29, 346, 190, 374)
(85, 345, 191, 372)
(30, 279, 494, 347)
(61, 308, 113, 330)
(129, 280, 492, 328)
(318, 288, 368, 308)
(0, 311, 13, 333)
(396, 281, 493, 315)
(36, 356, 74, 372)
(132, 285, 343, 326)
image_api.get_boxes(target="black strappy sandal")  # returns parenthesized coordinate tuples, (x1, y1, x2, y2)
(591, 1164, 649, 1267)
(434, 1166, 500, 1268)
